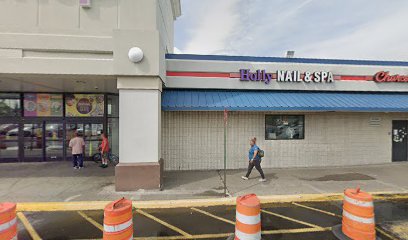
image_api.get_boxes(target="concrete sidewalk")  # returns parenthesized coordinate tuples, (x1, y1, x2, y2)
(1, 161, 407, 202)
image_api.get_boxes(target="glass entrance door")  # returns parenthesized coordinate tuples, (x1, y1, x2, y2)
(83, 123, 103, 159)
(23, 123, 44, 161)
(23, 121, 64, 161)
(66, 122, 103, 160)
(45, 123, 64, 161)
(392, 120, 408, 162)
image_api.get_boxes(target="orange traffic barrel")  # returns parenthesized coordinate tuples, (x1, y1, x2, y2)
(0, 203, 17, 240)
(103, 198, 133, 240)
(333, 187, 377, 240)
(235, 194, 261, 240)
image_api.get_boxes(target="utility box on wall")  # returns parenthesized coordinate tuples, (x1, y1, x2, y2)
(79, 0, 91, 8)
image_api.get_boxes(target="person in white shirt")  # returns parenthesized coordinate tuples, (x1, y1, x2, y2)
(69, 131, 85, 169)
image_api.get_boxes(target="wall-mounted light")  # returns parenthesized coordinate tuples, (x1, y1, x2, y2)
(128, 47, 144, 63)
(80, 0, 91, 8)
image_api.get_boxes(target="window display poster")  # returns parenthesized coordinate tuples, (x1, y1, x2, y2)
(24, 94, 63, 117)
(65, 94, 104, 117)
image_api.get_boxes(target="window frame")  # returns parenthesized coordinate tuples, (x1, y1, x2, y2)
(107, 94, 119, 118)
(265, 114, 305, 140)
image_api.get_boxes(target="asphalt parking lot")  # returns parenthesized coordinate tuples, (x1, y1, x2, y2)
(15, 196, 408, 240)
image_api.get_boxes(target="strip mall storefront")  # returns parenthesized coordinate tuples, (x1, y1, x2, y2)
(0, 93, 118, 162)
(161, 54, 408, 171)
(2, 0, 408, 190)
(1, 53, 408, 191)
(2, 54, 408, 185)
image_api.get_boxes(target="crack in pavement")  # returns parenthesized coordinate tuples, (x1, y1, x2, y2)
(216, 170, 232, 197)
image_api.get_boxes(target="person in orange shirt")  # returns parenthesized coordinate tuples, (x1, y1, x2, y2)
(99, 131, 110, 168)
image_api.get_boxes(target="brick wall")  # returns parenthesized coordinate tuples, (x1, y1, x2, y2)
(162, 111, 408, 170)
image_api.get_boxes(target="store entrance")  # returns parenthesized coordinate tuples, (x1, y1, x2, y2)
(0, 93, 118, 163)
(65, 121, 103, 161)
(21, 120, 104, 162)
(23, 121, 64, 161)
(392, 120, 408, 162)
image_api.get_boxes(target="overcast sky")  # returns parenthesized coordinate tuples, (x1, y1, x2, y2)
(174, 0, 408, 60)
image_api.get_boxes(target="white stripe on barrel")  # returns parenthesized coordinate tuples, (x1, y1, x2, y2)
(343, 210, 375, 224)
(236, 211, 260, 225)
(235, 229, 262, 240)
(344, 195, 374, 207)
(103, 218, 132, 233)
(0, 217, 17, 232)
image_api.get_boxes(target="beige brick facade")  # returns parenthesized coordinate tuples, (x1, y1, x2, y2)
(162, 111, 408, 170)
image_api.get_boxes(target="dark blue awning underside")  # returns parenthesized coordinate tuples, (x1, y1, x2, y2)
(162, 90, 408, 112)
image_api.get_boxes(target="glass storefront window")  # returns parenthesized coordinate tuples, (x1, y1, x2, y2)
(45, 123, 63, 160)
(45, 123, 63, 140)
(107, 95, 119, 117)
(65, 94, 104, 117)
(84, 123, 103, 157)
(0, 92, 115, 162)
(0, 93, 21, 160)
(65, 123, 103, 159)
(107, 94, 119, 156)
(24, 93, 63, 117)
(23, 123, 43, 160)
(0, 93, 20, 117)
(83, 123, 103, 141)
(108, 118, 119, 156)
(265, 115, 304, 140)
(0, 123, 19, 160)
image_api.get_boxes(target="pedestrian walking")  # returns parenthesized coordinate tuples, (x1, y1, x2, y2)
(99, 131, 110, 168)
(241, 137, 266, 182)
(69, 130, 85, 169)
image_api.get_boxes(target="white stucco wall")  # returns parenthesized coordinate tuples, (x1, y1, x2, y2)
(120, 89, 161, 163)
(0, 0, 179, 81)
(0, 0, 158, 35)
(162, 111, 408, 170)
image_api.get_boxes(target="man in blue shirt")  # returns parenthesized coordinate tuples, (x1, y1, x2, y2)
(242, 137, 266, 182)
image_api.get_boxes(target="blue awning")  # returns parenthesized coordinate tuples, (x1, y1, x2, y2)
(162, 90, 408, 112)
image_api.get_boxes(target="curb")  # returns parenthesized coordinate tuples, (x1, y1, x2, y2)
(15, 191, 408, 212)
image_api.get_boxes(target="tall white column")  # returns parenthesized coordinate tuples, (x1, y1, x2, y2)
(115, 78, 163, 191)
(119, 89, 161, 163)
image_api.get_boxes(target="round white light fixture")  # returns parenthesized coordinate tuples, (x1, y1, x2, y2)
(128, 47, 144, 63)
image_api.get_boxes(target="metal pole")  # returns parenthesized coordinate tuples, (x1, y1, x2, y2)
(224, 109, 227, 197)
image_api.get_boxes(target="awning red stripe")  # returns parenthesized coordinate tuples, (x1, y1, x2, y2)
(229, 73, 241, 78)
(167, 71, 374, 81)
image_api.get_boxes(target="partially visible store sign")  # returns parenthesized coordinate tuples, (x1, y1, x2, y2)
(374, 71, 408, 83)
(24, 94, 63, 117)
(65, 94, 104, 117)
(77, 98, 92, 114)
(239, 69, 334, 84)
